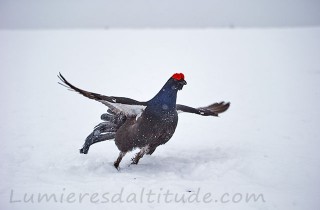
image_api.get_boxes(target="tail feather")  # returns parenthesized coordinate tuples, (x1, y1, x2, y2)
(80, 111, 127, 154)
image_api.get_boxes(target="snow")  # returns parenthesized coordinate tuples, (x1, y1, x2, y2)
(0, 27, 320, 210)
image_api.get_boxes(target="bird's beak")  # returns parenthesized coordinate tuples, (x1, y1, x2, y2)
(180, 79, 187, 86)
(177, 79, 187, 90)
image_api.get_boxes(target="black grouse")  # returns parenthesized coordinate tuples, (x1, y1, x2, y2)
(58, 73, 230, 169)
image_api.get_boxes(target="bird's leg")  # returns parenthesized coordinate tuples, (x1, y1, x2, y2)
(131, 145, 150, 165)
(131, 152, 143, 165)
(114, 152, 126, 170)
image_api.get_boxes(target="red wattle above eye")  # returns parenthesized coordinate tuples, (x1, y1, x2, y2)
(172, 73, 185, 80)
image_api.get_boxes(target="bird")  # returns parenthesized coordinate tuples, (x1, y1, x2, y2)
(58, 73, 230, 169)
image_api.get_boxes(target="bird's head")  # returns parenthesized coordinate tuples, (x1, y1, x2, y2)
(170, 73, 187, 90)
(148, 73, 187, 107)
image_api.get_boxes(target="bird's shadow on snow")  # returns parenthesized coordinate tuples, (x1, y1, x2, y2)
(66, 147, 241, 181)
(122, 147, 239, 179)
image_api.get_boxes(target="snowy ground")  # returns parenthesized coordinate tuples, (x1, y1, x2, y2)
(0, 27, 320, 210)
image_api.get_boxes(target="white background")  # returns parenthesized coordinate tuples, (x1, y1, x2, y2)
(0, 1, 320, 210)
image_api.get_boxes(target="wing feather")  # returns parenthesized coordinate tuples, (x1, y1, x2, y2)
(176, 102, 230, 116)
(58, 73, 230, 117)
(58, 73, 147, 116)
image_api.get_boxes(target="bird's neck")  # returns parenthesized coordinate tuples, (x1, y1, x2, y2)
(148, 80, 178, 110)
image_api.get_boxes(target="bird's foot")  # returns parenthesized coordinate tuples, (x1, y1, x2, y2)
(131, 157, 140, 165)
(131, 146, 149, 165)
(114, 161, 120, 171)
(114, 151, 126, 170)
(131, 152, 143, 165)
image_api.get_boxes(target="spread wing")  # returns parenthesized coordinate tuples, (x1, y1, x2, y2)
(176, 102, 230, 116)
(58, 73, 230, 117)
(58, 73, 147, 116)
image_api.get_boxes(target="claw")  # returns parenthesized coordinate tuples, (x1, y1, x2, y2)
(114, 162, 120, 171)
